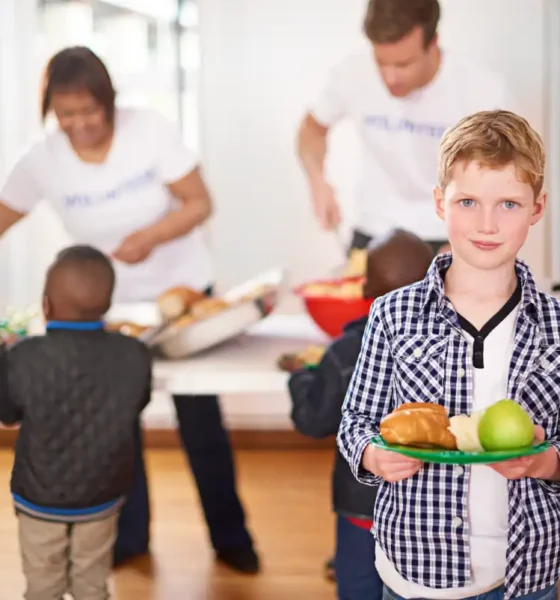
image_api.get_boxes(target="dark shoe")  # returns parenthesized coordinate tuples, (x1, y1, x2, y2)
(325, 557, 336, 582)
(216, 547, 260, 574)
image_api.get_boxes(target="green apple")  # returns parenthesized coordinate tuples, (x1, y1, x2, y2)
(478, 399, 534, 451)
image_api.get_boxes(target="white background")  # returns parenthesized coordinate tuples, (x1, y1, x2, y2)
(0, 0, 558, 428)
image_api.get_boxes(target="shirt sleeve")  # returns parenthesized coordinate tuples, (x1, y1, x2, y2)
(0, 145, 44, 213)
(309, 60, 349, 127)
(337, 299, 394, 487)
(148, 111, 199, 184)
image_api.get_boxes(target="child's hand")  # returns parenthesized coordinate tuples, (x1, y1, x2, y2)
(362, 444, 422, 482)
(488, 425, 548, 480)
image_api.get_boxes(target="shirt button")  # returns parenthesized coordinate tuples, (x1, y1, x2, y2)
(453, 466, 464, 476)
(452, 517, 463, 528)
(413, 348, 422, 358)
(457, 368, 465, 378)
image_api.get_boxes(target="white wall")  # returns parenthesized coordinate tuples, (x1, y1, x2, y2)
(0, 0, 555, 429)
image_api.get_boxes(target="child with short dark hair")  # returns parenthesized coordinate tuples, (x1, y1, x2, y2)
(0, 244, 152, 600)
(289, 228, 433, 600)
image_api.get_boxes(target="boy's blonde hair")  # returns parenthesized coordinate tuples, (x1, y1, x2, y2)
(438, 110, 545, 196)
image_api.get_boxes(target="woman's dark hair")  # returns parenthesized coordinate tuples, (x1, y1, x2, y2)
(41, 46, 116, 123)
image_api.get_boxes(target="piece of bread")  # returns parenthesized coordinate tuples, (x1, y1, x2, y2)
(190, 297, 229, 320)
(157, 286, 206, 320)
(106, 321, 148, 338)
(174, 314, 196, 328)
(380, 402, 457, 450)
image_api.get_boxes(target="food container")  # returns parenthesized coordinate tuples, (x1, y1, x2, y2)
(293, 276, 373, 338)
(146, 268, 285, 359)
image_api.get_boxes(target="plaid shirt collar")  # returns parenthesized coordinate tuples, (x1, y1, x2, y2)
(421, 253, 543, 327)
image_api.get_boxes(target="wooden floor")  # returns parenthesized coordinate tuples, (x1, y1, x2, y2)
(0, 448, 336, 599)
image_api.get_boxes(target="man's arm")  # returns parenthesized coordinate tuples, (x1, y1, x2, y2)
(296, 114, 340, 231)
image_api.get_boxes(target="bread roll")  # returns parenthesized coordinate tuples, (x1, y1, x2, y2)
(381, 403, 457, 450)
(190, 297, 229, 320)
(106, 321, 148, 338)
(157, 286, 206, 320)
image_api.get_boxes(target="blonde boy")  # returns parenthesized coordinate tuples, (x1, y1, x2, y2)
(337, 110, 560, 600)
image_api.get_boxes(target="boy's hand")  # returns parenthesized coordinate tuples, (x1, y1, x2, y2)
(362, 444, 422, 482)
(488, 425, 551, 480)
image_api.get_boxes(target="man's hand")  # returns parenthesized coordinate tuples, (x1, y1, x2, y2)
(311, 180, 341, 231)
(489, 425, 555, 480)
(362, 444, 423, 482)
(112, 229, 158, 264)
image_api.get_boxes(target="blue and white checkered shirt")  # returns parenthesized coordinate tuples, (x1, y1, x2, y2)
(337, 254, 560, 600)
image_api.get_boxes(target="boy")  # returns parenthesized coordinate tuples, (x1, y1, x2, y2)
(289, 228, 433, 600)
(338, 110, 560, 600)
(0, 245, 152, 600)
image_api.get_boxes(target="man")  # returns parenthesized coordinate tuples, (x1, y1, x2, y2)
(297, 0, 515, 254)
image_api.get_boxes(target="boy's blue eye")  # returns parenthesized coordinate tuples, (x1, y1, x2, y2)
(503, 200, 517, 209)
(460, 198, 474, 207)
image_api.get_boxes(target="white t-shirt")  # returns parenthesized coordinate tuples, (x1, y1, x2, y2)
(376, 302, 520, 598)
(311, 50, 515, 240)
(0, 107, 214, 302)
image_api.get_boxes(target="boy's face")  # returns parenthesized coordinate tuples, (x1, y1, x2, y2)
(434, 161, 546, 271)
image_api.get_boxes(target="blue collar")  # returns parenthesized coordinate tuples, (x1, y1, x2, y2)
(46, 320, 105, 331)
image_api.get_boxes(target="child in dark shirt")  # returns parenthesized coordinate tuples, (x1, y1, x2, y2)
(289, 228, 433, 600)
(0, 245, 152, 600)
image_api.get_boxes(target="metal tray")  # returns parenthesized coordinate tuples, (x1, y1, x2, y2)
(144, 268, 284, 359)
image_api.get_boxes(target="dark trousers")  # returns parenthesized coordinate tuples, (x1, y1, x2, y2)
(350, 229, 447, 256)
(335, 515, 383, 600)
(114, 395, 253, 559)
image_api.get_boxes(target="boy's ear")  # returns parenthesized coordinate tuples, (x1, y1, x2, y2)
(42, 296, 51, 320)
(530, 191, 547, 226)
(434, 186, 445, 220)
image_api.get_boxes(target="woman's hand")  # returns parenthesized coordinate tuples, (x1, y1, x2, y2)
(112, 229, 157, 264)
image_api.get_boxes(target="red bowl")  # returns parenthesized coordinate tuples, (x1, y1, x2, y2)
(294, 277, 373, 338)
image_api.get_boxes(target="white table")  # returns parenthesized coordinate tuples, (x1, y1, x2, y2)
(153, 314, 330, 395)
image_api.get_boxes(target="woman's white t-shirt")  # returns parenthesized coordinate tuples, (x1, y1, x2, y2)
(0, 107, 214, 302)
(311, 50, 516, 240)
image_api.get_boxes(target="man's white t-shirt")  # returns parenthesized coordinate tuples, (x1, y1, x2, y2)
(0, 107, 214, 303)
(376, 301, 520, 598)
(311, 50, 516, 240)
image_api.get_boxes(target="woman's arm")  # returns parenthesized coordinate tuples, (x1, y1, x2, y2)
(0, 201, 26, 236)
(112, 167, 213, 264)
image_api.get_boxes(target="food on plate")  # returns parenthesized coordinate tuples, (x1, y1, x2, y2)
(174, 314, 196, 328)
(448, 412, 485, 453)
(478, 399, 534, 451)
(157, 286, 207, 320)
(302, 280, 364, 299)
(277, 345, 326, 372)
(106, 321, 148, 338)
(344, 248, 367, 278)
(380, 402, 457, 450)
(190, 297, 230, 319)
(381, 399, 536, 454)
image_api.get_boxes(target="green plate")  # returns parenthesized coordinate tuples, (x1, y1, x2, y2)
(370, 435, 551, 465)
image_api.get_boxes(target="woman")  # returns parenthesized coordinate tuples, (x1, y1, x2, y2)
(0, 46, 259, 573)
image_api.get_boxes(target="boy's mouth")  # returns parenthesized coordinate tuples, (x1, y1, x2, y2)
(471, 240, 502, 251)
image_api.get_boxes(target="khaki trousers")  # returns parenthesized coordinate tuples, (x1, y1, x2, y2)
(18, 512, 117, 600)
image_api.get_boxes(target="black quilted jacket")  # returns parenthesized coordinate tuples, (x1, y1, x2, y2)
(288, 316, 377, 520)
(0, 328, 152, 509)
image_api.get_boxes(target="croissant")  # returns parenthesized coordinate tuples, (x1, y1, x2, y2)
(380, 402, 457, 450)
(157, 286, 206, 320)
